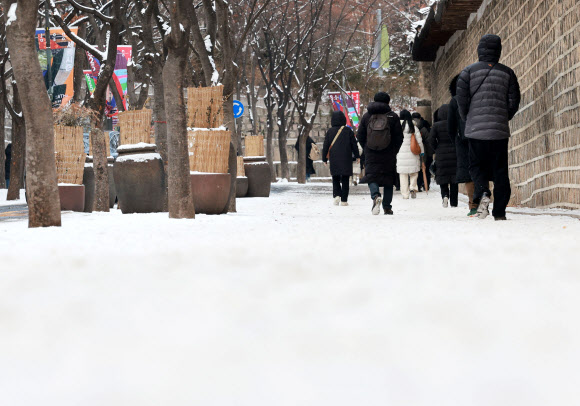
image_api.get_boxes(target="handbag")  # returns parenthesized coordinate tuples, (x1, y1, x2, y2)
(326, 126, 345, 159)
(309, 143, 321, 161)
(410, 132, 421, 155)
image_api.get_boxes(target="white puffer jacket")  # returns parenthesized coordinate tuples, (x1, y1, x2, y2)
(396, 120, 424, 174)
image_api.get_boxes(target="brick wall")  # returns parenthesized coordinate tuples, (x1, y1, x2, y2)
(429, 0, 580, 208)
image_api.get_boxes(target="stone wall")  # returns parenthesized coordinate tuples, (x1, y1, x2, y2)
(429, 0, 580, 208)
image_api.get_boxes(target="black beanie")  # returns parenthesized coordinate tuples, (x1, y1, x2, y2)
(374, 92, 390, 104)
(411, 112, 422, 119)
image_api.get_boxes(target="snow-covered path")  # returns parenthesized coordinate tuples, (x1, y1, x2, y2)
(1, 183, 580, 405)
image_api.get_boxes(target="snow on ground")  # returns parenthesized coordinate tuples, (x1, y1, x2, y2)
(1, 183, 580, 405)
(0, 189, 26, 207)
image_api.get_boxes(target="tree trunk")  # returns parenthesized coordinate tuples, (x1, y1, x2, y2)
(222, 82, 237, 213)
(151, 66, 168, 210)
(297, 125, 311, 184)
(4, 0, 61, 227)
(7, 90, 25, 200)
(265, 107, 276, 182)
(163, 38, 194, 218)
(277, 115, 289, 180)
(0, 93, 5, 188)
(72, 24, 87, 103)
(90, 128, 110, 211)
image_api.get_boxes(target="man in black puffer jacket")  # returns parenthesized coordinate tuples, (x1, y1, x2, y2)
(430, 105, 458, 208)
(457, 34, 520, 220)
(357, 92, 404, 215)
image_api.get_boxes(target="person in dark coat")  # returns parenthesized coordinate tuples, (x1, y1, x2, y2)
(322, 111, 360, 206)
(294, 136, 316, 181)
(412, 112, 433, 191)
(4, 143, 11, 188)
(356, 92, 404, 215)
(430, 104, 458, 207)
(457, 34, 520, 220)
(448, 74, 480, 216)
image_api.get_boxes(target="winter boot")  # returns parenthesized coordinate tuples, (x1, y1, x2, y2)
(384, 208, 394, 215)
(442, 196, 449, 208)
(410, 190, 417, 199)
(494, 216, 507, 221)
(333, 196, 340, 206)
(372, 196, 382, 215)
(477, 194, 491, 219)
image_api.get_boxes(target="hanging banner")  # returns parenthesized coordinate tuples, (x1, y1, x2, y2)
(328, 91, 360, 128)
(85, 46, 132, 121)
(371, 25, 390, 70)
(35, 28, 78, 108)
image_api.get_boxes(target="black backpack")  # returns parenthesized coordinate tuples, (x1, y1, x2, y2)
(366, 113, 391, 151)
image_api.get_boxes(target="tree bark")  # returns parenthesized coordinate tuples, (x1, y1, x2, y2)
(90, 128, 109, 211)
(0, 91, 5, 188)
(6, 88, 25, 200)
(163, 2, 195, 219)
(72, 23, 87, 103)
(4, 0, 61, 227)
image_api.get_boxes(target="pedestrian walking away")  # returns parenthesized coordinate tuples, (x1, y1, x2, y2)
(4, 143, 11, 189)
(396, 110, 424, 200)
(448, 74, 482, 216)
(357, 92, 404, 215)
(412, 112, 434, 191)
(322, 111, 360, 206)
(457, 34, 521, 220)
(294, 135, 317, 181)
(430, 105, 458, 208)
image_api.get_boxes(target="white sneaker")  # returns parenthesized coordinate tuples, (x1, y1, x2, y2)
(477, 195, 491, 219)
(333, 196, 340, 206)
(442, 196, 449, 208)
(340, 201, 348, 206)
(371, 196, 382, 215)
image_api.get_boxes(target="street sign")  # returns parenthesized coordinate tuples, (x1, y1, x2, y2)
(233, 100, 244, 118)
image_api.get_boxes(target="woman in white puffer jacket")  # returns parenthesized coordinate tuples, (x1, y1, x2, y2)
(397, 109, 424, 199)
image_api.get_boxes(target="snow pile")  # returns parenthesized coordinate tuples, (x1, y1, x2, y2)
(115, 152, 161, 163)
(1, 183, 580, 405)
(116, 142, 156, 152)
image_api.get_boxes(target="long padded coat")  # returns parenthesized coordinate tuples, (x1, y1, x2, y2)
(456, 34, 521, 140)
(322, 112, 360, 176)
(356, 102, 404, 186)
(396, 121, 424, 174)
(430, 104, 457, 185)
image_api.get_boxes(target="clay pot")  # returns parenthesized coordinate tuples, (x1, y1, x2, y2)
(58, 184, 85, 212)
(244, 156, 271, 197)
(236, 176, 249, 198)
(190, 173, 231, 215)
(83, 156, 117, 212)
(113, 144, 165, 214)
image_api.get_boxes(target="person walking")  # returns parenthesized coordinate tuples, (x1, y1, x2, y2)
(448, 74, 480, 216)
(430, 105, 458, 207)
(4, 143, 11, 188)
(457, 34, 521, 220)
(412, 112, 433, 191)
(294, 135, 316, 181)
(357, 92, 404, 215)
(322, 111, 360, 206)
(396, 110, 424, 199)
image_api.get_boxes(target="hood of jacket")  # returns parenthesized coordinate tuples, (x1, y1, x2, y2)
(367, 101, 391, 115)
(436, 104, 449, 121)
(449, 75, 459, 97)
(413, 117, 423, 128)
(478, 34, 502, 63)
(331, 111, 347, 127)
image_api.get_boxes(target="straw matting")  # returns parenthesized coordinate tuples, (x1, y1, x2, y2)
(187, 85, 224, 128)
(237, 156, 246, 177)
(54, 125, 86, 185)
(244, 135, 264, 157)
(118, 109, 153, 145)
(187, 130, 230, 173)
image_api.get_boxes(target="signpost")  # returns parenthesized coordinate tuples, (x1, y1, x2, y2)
(233, 100, 244, 118)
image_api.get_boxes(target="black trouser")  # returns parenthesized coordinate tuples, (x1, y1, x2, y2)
(332, 175, 350, 202)
(468, 138, 511, 217)
(417, 156, 432, 191)
(440, 183, 458, 207)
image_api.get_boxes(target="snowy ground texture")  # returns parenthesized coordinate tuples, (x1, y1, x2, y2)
(2, 183, 580, 405)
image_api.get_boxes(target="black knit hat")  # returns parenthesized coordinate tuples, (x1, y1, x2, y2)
(411, 112, 422, 119)
(373, 92, 390, 104)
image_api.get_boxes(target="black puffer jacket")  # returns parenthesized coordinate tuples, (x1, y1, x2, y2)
(356, 102, 403, 186)
(457, 34, 521, 140)
(430, 104, 457, 185)
(447, 76, 471, 183)
(322, 112, 359, 176)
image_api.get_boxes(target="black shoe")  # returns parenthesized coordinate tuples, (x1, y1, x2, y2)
(384, 208, 393, 215)
(494, 216, 507, 221)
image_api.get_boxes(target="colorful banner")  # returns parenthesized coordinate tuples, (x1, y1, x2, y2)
(85, 46, 132, 121)
(35, 28, 78, 108)
(371, 25, 390, 70)
(328, 91, 360, 128)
